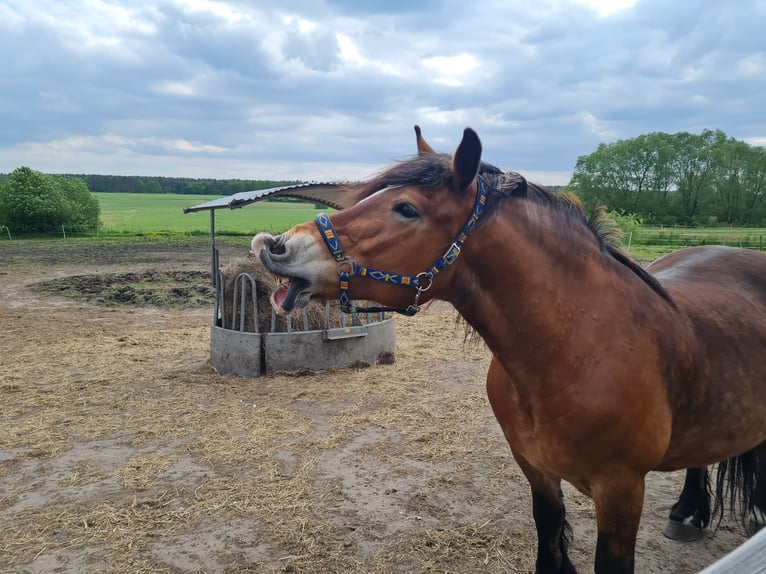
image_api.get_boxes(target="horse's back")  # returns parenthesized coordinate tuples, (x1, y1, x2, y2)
(650, 245, 766, 306)
(649, 245, 766, 348)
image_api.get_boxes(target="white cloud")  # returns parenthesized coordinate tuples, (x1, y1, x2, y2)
(581, 111, 613, 139)
(422, 53, 479, 87)
(169, 0, 250, 25)
(336, 33, 365, 67)
(153, 80, 199, 97)
(336, 33, 402, 76)
(15, 134, 226, 158)
(572, 0, 637, 17)
(0, 3, 24, 27)
(416, 107, 471, 126)
(282, 14, 317, 34)
(738, 53, 765, 76)
(168, 139, 227, 153)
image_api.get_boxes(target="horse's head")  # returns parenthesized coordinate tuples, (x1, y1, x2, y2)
(251, 127, 486, 315)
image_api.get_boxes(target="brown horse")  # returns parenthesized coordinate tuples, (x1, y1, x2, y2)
(251, 127, 766, 573)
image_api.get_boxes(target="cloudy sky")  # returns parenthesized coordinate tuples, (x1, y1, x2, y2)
(2, 0, 765, 186)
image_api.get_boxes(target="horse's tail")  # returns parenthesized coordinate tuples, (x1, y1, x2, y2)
(712, 448, 760, 528)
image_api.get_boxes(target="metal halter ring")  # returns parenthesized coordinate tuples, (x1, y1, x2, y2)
(336, 258, 355, 274)
(415, 272, 434, 293)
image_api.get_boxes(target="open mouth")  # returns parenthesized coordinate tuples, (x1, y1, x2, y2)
(270, 275, 312, 315)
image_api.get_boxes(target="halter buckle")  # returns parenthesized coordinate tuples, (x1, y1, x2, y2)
(442, 242, 461, 265)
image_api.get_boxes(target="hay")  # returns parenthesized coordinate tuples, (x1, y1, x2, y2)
(115, 453, 177, 491)
(0, 492, 193, 570)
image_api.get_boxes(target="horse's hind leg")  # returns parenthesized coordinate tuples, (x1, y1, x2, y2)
(663, 467, 709, 541)
(512, 449, 576, 574)
(747, 443, 766, 536)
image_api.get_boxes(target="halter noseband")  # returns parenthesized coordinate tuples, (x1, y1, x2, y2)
(313, 177, 489, 316)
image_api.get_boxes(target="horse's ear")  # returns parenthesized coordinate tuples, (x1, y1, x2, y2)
(414, 125, 435, 155)
(451, 128, 482, 190)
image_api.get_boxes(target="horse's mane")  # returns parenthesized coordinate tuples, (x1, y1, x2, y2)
(514, 178, 674, 306)
(349, 153, 673, 306)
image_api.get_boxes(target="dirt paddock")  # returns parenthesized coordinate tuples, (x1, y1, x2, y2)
(0, 237, 749, 573)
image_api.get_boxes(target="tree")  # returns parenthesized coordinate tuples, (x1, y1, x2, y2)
(668, 130, 722, 223)
(0, 167, 100, 234)
(571, 134, 672, 219)
(569, 129, 766, 226)
(56, 175, 101, 232)
(710, 139, 766, 224)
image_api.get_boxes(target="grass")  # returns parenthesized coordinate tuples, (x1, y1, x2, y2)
(94, 193, 331, 236)
(639, 225, 766, 247)
(622, 226, 766, 263)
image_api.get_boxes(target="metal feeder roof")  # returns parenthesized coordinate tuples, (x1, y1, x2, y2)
(183, 181, 352, 213)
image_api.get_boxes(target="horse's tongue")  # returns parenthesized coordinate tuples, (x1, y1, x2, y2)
(271, 278, 310, 315)
(270, 284, 290, 315)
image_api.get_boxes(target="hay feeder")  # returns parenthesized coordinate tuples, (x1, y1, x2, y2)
(184, 184, 396, 376)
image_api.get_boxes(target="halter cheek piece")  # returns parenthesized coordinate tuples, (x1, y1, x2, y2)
(314, 178, 489, 316)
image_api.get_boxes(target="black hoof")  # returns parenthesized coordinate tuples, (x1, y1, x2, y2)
(663, 519, 705, 542)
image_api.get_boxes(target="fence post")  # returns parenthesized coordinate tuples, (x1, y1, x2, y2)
(61, 225, 67, 239)
(698, 526, 766, 573)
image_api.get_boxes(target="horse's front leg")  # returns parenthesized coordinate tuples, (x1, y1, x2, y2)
(512, 449, 576, 574)
(663, 467, 709, 541)
(591, 471, 645, 574)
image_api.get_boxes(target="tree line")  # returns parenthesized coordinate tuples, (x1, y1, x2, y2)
(569, 129, 766, 226)
(0, 173, 301, 196)
(77, 175, 300, 195)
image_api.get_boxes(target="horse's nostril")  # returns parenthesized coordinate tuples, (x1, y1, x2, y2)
(270, 235, 287, 256)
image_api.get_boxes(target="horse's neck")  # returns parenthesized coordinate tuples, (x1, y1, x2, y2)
(448, 201, 668, 373)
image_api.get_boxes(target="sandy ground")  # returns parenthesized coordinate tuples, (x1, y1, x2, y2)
(0, 238, 750, 573)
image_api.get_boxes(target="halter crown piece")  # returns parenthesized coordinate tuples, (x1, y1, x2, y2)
(314, 177, 489, 316)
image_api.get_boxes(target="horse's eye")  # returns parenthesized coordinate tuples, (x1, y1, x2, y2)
(393, 202, 420, 219)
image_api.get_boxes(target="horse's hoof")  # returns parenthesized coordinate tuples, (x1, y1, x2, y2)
(663, 519, 705, 541)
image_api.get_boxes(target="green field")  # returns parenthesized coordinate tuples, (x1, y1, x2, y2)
(623, 226, 766, 263)
(95, 193, 331, 236)
(7, 194, 766, 265)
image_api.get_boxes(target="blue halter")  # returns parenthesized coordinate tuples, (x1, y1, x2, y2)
(314, 178, 489, 316)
